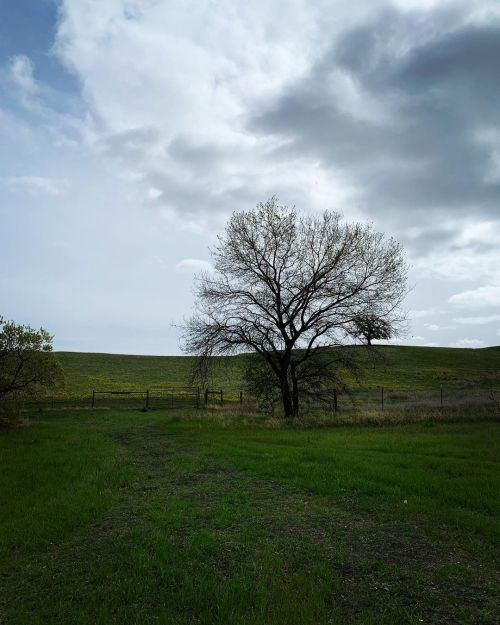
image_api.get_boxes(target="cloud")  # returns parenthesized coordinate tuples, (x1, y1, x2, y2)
(411, 308, 440, 319)
(410, 217, 500, 280)
(3, 176, 68, 196)
(51, 1, 500, 237)
(454, 314, 500, 325)
(3, 0, 500, 354)
(50, 0, 382, 225)
(425, 324, 440, 332)
(449, 285, 500, 308)
(425, 323, 454, 332)
(452, 338, 486, 348)
(250, 7, 500, 235)
(175, 258, 213, 273)
(8, 55, 38, 94)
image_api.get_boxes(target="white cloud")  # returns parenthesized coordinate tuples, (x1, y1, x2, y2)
(175, 258, 213, 273)
(454, 314, 500, 325)
(411, 308, 440, 319)
(51, 0, 372, 226)
(3, 176, 68, 197)
(453, 219, 500, 247)
(9, 55, 38, 94)
(425, 323, 454, 332)
(452, 338, 486, 348)
(146, 187, 162, 201)
(413, 219, 500, 284)
(56, 2, 316, 135)
(449, 285, 500, 309)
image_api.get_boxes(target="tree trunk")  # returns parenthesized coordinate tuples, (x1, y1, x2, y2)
(280, 376, 294, 419)
(290, 364, 300, 418)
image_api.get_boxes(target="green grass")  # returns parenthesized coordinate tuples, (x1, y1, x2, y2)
(0, 409, 498, 624)
(353, 345, 500, 390)
(54, 351, 246, 398)
(53, 346, 500, 400)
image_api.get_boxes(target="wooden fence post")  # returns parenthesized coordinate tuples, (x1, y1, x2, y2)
(240, 391, 243, 404)
(204, 388, 209, 406)
(92, 390, 95, 409)
(333, 389, 338, 412)
(145, 389, 149, 410)
(220, 390, 223, 405)
(381, 387, 384, 411)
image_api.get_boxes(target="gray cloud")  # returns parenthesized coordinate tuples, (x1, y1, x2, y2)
(97, 127, 163, 161)
(168, 135, 229, 172)
(250, 9, 500, 227)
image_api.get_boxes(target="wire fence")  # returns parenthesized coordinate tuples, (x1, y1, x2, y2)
(26, 387, 235, 411)
(343, 388, 500, 411)
(25, 386, 500, 414)
(303, 387, 500, 413)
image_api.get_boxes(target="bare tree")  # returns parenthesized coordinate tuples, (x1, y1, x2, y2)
(183, 198, 407, 418)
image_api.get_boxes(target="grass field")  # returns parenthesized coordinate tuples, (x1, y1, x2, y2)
(1, 409, 498, 624)
(53, 346, 500, 400)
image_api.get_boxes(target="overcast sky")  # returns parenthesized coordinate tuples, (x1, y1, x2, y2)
(1, 0, 500, 354)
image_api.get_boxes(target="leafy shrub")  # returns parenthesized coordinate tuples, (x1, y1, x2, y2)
(0, 316, 64, 426)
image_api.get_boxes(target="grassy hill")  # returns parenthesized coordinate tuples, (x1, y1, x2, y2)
(53, 346, 500, 399)
(53, 351, 245, 398)
(349, 345, 500, 390)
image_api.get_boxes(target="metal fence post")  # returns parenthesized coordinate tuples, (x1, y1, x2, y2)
(204, 388, 208, 406)
(333, 389, 338, 412)
(381, 387, 384, 411)
(92, 390, 95, 409)
(145, 389, 149, 410)
(440, 386, 443, 407)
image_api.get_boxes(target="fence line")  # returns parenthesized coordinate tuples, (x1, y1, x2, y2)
(25, 386, 500, 413)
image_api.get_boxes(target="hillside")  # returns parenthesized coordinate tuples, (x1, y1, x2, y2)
(53, 346, 500, 399)
(53, 351, 246, 398)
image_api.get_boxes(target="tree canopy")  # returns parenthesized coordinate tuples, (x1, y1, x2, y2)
(0, 316, 63, 423)
(351, 313, 393, 346)
(183, 198, 407, 417)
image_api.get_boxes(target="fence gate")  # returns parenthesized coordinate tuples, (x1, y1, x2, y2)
(91, 390, 148, 410)
(147, 386, 201, 409)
